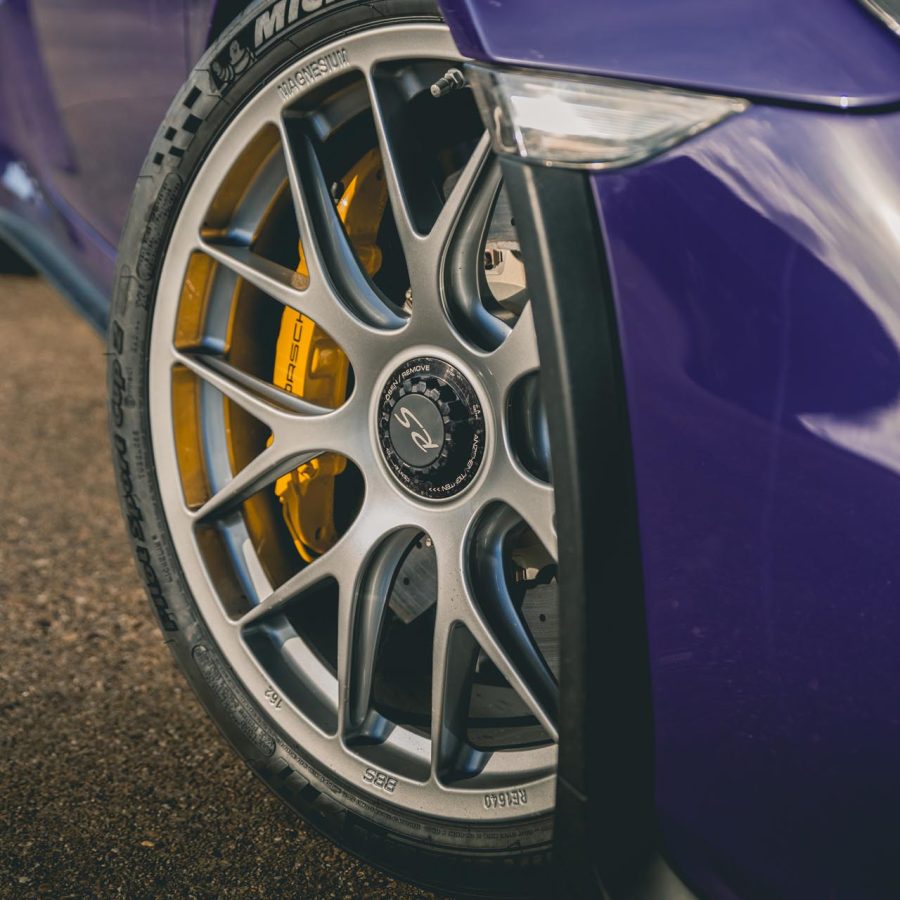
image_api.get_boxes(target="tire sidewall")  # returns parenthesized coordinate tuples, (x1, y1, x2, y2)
(107, 1, 553, 894)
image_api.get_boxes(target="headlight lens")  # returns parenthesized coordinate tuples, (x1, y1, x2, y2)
(859, 0, 900, 35)
(467, 65, 748, 170)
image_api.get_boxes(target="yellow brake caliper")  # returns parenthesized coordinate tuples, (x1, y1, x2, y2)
(271, 148, 387, 562)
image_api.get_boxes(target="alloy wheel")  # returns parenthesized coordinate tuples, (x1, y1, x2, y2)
(148, 23, 559, 822)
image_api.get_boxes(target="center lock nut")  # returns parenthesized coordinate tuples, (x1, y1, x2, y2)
(377, 357, 486, 500)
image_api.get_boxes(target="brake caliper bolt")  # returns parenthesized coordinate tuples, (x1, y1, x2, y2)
(430, 68, 466, 98)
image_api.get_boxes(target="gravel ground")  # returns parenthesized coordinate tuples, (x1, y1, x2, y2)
(0, 276, 428, 898)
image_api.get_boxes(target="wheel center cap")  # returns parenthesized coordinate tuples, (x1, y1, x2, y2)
(377, 357, 485, 500)
(388, 393, 445, 466)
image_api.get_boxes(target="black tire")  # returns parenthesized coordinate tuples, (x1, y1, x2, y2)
(106, 2, 554, 895)
(0, 240, 36, 275)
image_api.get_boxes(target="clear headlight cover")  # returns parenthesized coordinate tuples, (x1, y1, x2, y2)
(467, 64, 748, 170)
(859, 0, 900, 35)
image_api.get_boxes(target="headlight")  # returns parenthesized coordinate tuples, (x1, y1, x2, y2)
(467, 65, 748, 170)
(859, 0, 900, 35)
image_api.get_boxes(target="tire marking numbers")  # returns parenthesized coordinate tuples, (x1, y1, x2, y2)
(483, 788, 528, 810)
(265, 686, 284, 710)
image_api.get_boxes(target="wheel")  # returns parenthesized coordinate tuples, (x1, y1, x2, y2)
(108, 1, 559, 894)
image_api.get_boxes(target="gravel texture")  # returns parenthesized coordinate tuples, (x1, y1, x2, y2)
(0, 276, 429, 898)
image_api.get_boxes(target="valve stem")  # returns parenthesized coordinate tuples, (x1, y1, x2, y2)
(430, 68, 465, 98)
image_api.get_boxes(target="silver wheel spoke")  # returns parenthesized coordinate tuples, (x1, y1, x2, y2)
(442, 149, 509, 348)
(237, 546, 333, 629)
(467, 505, 559, 740)
(277, 118, 326, 285)
(175, 348, 365, 522)
(409, 133, 496, 340)
(198, 240, 374, 359)
(346, 528, 416, 734)
(177, 349, 331, 417)
(280, 117, 405, 332)
(238, 508, 382, 629)
(363, 69, 422, 261)
(430, 609, 481, 777)
(430, 536, 478, 775)
(364, 63, 506, 351)
(487, 301, 540, 394)
(495, 459, 557, 561)
(466, 593, 558, 743)
(194, 443, 320, 524)
(174, 348, 362, 455)
(470, 596, 559, 741)
(332, 509, 405, 738)
(363, 68, 485, 334)
(174, 349, 298, 433)
(431, 132, 493, 252)
(432, 528, 558, 767)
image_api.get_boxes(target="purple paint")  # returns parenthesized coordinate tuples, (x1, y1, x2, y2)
(441, 0, 900, 108)
(595, 105, 900, 897)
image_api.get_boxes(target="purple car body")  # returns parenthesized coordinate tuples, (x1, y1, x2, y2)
(2, 1, 899, 896)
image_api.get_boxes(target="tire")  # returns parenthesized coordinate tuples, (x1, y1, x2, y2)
(107, 2, 557, 895)
(0, 240, 35, 275)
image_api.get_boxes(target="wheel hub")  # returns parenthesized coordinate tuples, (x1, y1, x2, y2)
(377, 357, 485, 500)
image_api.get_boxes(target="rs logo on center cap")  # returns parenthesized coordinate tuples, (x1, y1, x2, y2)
(393, 406, 439, 455)
(388, 392, 445, 467)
